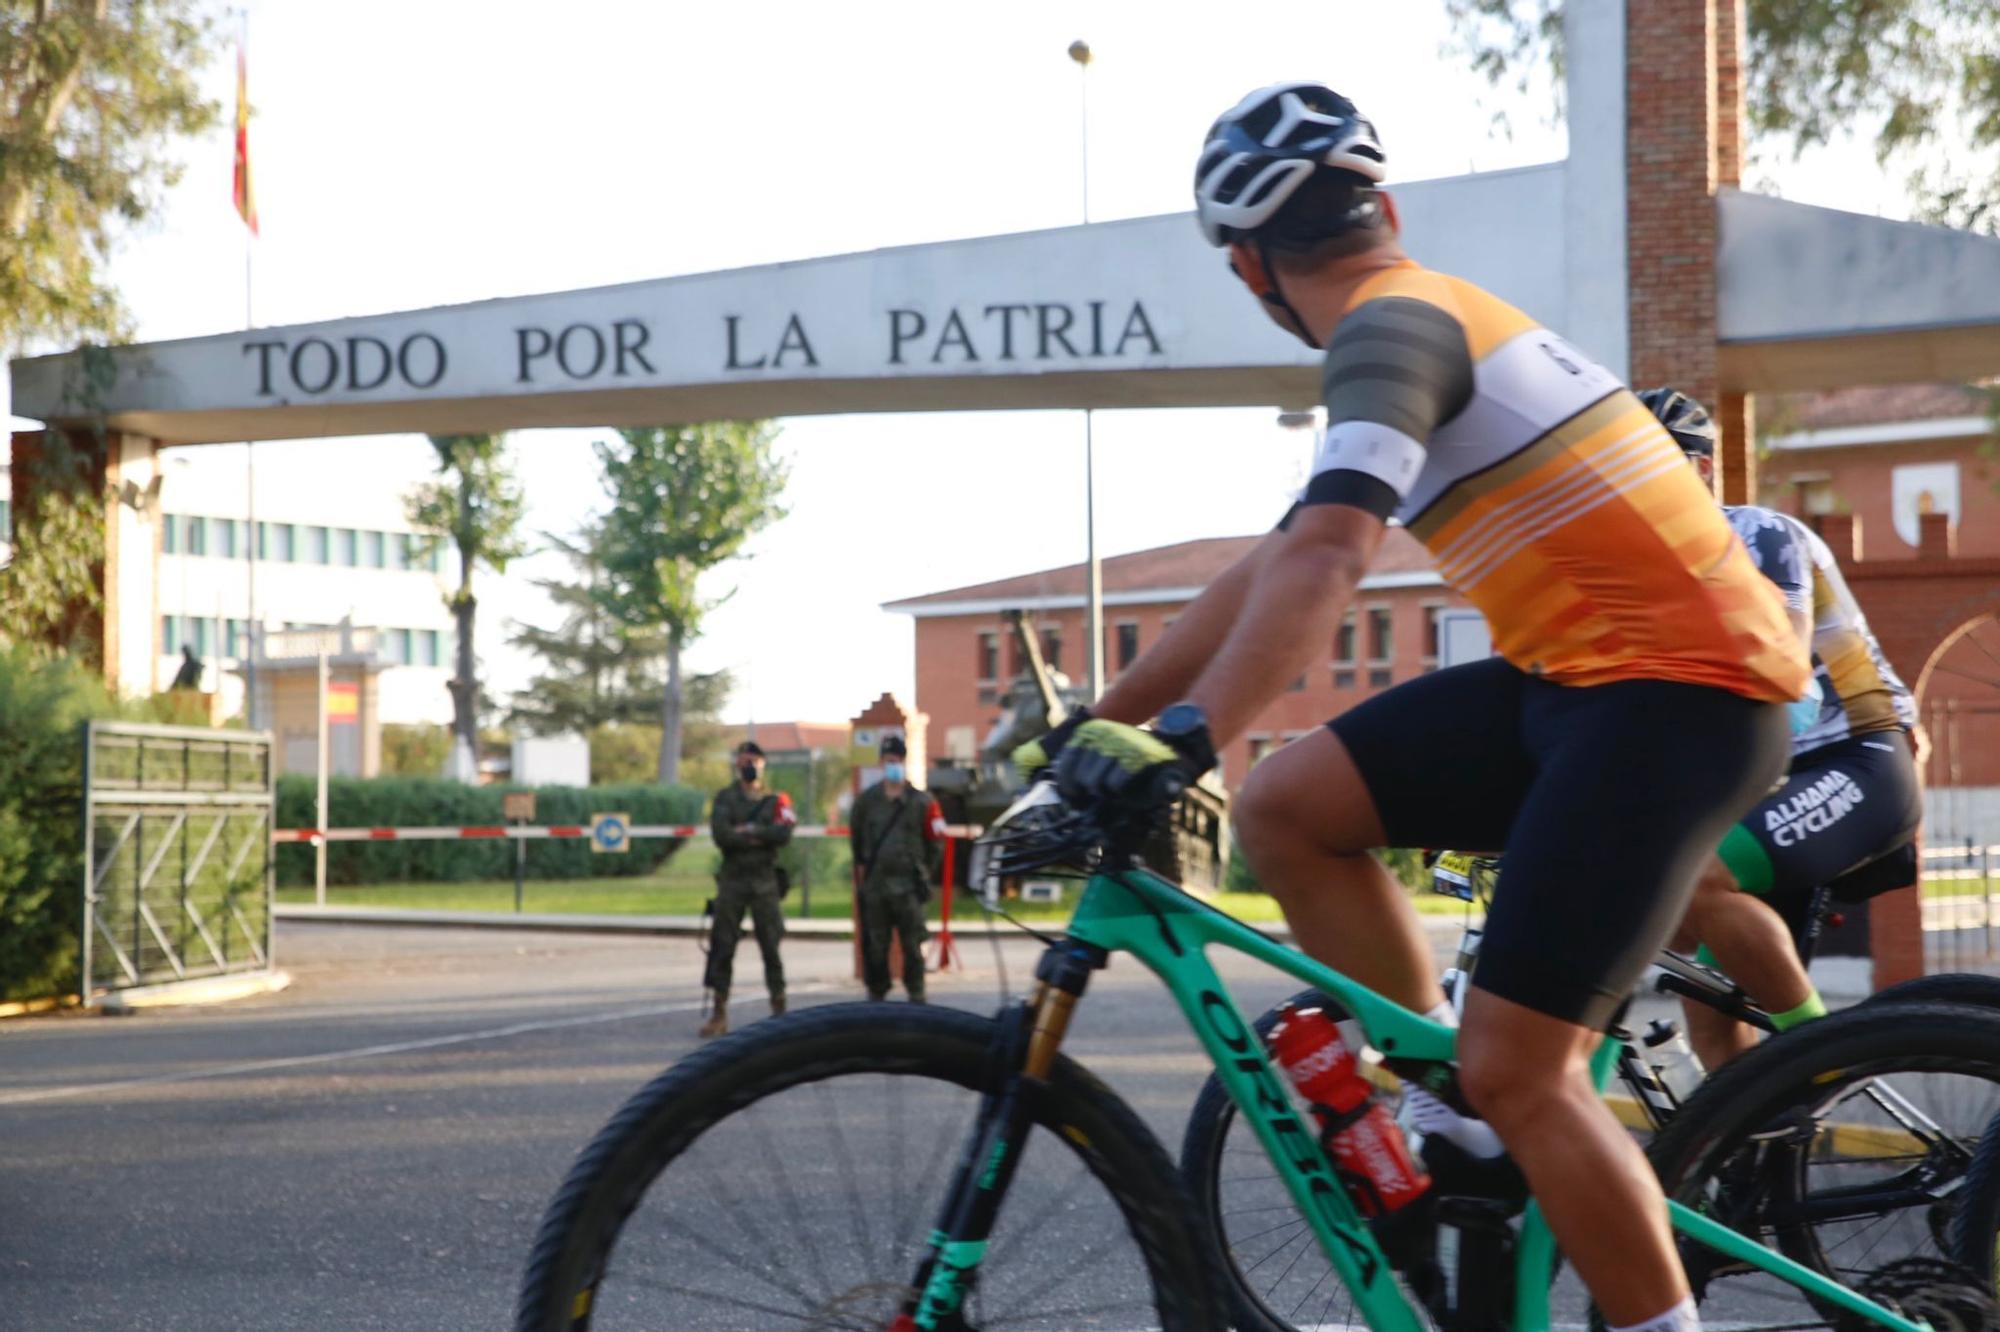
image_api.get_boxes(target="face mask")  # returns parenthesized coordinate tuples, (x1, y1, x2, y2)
(738, 762, 760, 784)
(884, 762, 906, 783)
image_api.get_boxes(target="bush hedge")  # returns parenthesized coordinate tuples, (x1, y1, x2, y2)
(275, 776, 705, 886)
(0, 647, 122, 1000)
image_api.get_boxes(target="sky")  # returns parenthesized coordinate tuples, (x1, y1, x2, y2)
(3, 0, 1911, 726)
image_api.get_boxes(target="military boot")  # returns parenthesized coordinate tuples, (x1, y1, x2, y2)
(698, 995, 729, 1039)
(769, 991, 787, 1018)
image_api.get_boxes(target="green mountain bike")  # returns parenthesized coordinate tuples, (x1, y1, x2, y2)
(515, 782, 1959, 1331)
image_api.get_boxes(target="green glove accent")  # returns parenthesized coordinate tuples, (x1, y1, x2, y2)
(1011, 736, 1051, 785)
(1070, 719, 1178, 772)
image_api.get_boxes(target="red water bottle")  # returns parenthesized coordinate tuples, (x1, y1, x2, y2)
(1268, 1003, 1431, 1216)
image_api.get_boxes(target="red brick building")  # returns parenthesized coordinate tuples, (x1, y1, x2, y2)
(885, 529, 1469, 793)
(1759, 384, 2000, 799)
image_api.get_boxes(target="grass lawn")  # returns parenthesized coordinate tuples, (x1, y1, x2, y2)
(275, 871, 1481, 926)
(1922, 876, 2000, 899)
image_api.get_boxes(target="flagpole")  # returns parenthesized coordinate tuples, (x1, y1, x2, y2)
(239, 8, 260, 730)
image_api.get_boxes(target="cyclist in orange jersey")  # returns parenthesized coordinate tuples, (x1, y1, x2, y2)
(1019, 84, 1810, 1332)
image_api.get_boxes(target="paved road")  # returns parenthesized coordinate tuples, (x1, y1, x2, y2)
(0, 919, 1905, 1330)
(0, 921, 1331, 1330)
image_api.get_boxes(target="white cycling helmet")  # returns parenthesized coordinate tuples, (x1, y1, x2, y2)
(1194, 82, 1388, 248)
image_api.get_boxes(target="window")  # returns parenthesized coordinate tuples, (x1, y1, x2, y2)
(216, 519, 238, 560)
(191, 616, 212, 656)
(0, 496, 10, 542)
(186, 515, 207, 557)
(977, 631, 999, 682)
(1334, 611, 1357, 665)
(163, 513, 181, 554)
(1801, 479, 1838, 517)
(162, 615, 179, 654)
(224, 618, 244, 660)
(1247, 734, 1273, 767)
(1116, 622, 1140, 671)
(306, 526, 330, 564)
(430, 543, 446, 574)
(1040, 626, 1062, 672)
(392, 628, 414, 664)
(274, 524, 296, 563)
(385, 533, 408, 571)
(1366, 606, 1393, 663)
(419, 629, 442, 667)
(1422, 604, 1447, 671)
(364, 530, 386, 568)
(334, 528, 358, 567)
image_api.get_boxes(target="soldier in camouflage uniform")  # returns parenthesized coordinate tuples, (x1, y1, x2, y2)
(848, 735, 942, 1002)
(701, 740, 794, 1037)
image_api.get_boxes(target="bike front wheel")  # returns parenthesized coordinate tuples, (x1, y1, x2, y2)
(517, 1002, 1226, 1331)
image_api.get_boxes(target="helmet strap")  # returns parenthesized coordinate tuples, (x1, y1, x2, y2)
(1255, 241, 1322, 351)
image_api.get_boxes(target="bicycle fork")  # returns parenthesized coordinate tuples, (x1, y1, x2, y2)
(891, 941, 1103, 1332)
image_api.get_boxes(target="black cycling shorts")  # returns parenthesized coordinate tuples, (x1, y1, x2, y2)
(1329, 657, 1790, 1030)
(1720, 728, 1921, 932)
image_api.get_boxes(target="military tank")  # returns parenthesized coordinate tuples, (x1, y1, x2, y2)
(928, 609, 1229, 892)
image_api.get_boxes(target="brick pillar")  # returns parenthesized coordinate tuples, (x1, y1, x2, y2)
(1812, 512, 1863, 564)
(1714, 392, 1755, 504)
(1626, 0, 1720, 402)
(1625, 1, 1763, 495)
(1917, 512, 1958, 560)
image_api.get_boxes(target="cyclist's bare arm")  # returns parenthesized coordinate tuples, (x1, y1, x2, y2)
(1185, 506, 1385, 743)
(1089, 533, 1279, 726)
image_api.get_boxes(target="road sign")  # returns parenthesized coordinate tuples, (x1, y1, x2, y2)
(503, 791, 537, 822)
(589, 812, 630, 855)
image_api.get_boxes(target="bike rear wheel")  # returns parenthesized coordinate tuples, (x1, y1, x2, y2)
(1648, 1001, 2000, 1326)
(517, 1002, 1226, 1331)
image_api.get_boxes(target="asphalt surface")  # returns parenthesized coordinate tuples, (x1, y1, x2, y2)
(0, 921, 1326, 1331)
(0, 918, 1938, 1331)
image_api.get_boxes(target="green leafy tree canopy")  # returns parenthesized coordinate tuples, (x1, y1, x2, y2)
(1, 0, 221, 351)
(1444, 1, 2000, 231)
(593, 422, 789, 784)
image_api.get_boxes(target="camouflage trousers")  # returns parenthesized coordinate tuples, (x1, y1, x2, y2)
(859, 888, 928, 999)
(704, 878, 785, 999)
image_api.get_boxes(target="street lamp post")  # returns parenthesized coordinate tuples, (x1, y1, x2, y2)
(1070, 38, 1105, 701)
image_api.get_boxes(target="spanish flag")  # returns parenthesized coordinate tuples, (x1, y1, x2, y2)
(233, 40, 258, 235)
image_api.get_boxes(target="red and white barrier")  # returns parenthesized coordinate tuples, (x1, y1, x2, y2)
(268, 823, 996, 846)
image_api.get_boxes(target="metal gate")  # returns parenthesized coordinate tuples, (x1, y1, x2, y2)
(82, 722, 275, 1001)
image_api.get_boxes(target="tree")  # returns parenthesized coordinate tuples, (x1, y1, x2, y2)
(593, 423, 789, 785)
(1, 3, 220, 659)
(507, 521, 739, 738)
(1, 0, 219, 352)
(1444, 1, 2000, 231)
(406, 434, 526, 775)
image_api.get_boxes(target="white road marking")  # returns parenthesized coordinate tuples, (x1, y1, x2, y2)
(0, 985, 833, 1107)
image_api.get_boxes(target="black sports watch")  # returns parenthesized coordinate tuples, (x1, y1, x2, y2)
(1154, 702, 1218, 775)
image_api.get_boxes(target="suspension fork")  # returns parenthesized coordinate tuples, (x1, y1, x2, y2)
(894, 940, 1106, 1332)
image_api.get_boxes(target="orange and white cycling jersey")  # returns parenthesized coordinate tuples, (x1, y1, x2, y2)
(1302, 261, 1808, 702)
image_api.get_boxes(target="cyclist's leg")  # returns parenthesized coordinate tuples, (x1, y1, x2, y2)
(1233, 657, 1527, 1012)
(1678, 850, 1810, 1067)
(1458, 675, 1789, 1326)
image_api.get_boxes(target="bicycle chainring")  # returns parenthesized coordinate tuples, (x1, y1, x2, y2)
(1858, 1256, 2000, 1332)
